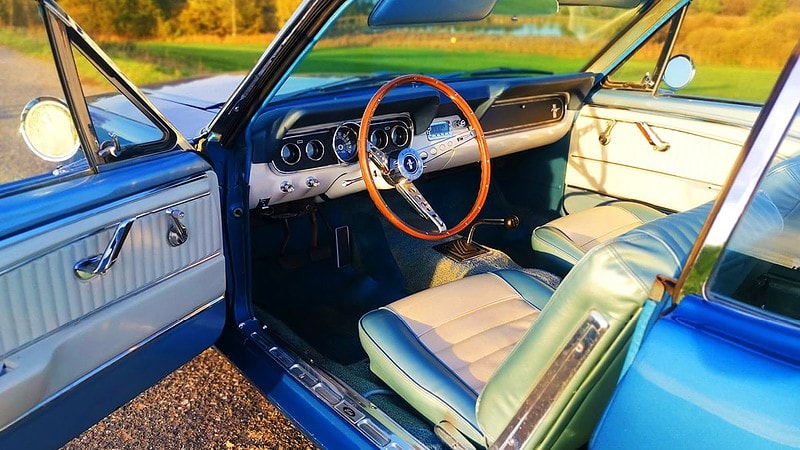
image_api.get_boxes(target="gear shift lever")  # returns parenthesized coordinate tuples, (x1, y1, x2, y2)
(434, 215, 520, 262)
(466, 216, 520, 245)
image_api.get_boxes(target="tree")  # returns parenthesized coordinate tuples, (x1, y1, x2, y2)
(275, 0, 302, 27)
(695, 0, 724, 14)
(59, 0, 161, 39)
(750, 0, 787, 22)
(0, 0, 42, 27)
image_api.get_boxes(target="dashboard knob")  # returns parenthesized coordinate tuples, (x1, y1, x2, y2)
(305, 176, 320, 188)
(280, 181, 295, 193)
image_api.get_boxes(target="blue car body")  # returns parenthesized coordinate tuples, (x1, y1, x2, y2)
(1, 0, 799, 448)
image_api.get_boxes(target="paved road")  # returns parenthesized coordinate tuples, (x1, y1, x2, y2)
(0, 45, 314, 449)
(0, 46, 64, 183)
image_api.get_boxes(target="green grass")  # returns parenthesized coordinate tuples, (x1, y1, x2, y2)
(295, 46, 585, 75)
(0, 26, 779, 103)
(130, 42, 265, 73)
(614, 60, 779, 103)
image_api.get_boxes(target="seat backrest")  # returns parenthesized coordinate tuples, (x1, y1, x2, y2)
(476, 156, 800, 449)
(476, 202, 711, 449)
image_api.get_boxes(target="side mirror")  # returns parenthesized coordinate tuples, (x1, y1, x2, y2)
(19, 97, 80, 162)
(662, 54, 695, 91)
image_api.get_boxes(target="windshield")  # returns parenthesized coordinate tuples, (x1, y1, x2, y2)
(273, 0, 645, 99)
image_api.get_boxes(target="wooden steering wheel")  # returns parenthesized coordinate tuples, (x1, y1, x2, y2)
(357, 74, 491, 240)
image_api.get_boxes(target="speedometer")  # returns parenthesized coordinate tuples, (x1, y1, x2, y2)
(333, 123, 359, 163)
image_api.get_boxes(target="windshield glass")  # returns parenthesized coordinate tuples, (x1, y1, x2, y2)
(273, 0, 645, 99)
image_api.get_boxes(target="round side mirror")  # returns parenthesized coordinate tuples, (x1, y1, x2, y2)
(662, 54, 696, 91)
(19, 97, 80, 162)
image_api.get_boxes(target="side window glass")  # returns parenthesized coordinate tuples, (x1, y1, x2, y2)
(709, 118, 800, 322)
(0, 16, 84, 185)
(606, 18, 673, 89)
(71, 45, 167, 153)
(667, 1, 800, 103)
(609, 2, 800, 103)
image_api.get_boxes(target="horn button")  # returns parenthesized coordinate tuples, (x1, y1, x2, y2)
(395, 148, 424, 182)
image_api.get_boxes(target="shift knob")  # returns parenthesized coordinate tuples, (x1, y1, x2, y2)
(504, 215, 520, 229)
(466, 215, 520, 244)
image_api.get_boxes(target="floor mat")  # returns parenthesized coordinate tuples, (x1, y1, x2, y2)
(379, 217, 561, 294)
(252, 258, 406, 364)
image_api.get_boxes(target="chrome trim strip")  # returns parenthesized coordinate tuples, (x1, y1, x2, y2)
(0, 295, 224, 433)
(491, 311, 610, 450)
(248, 330, 426, 450)
(674, 44, 800, 304)
(0, 189, 211, 277)
(0, 252, 222, 361)
(485, 94, 568, 136)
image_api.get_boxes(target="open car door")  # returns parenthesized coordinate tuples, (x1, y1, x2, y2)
(0, 1, 226, 448)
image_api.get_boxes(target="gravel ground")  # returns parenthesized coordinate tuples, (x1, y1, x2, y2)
(62, 348, 316, 450)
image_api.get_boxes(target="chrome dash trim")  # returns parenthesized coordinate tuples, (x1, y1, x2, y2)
(0, 295, 224, 434)
(491, 311, 610, 450)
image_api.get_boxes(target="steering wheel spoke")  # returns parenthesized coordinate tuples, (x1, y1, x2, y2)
(358, 74, 490, 240)
(368, 146, 391, 175)
(396, 181, 447, 232)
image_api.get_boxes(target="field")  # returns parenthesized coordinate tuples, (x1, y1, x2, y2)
(0, 26, 785, 103)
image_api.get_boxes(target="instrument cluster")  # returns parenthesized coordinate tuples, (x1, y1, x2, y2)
(272, 115, 413, 173)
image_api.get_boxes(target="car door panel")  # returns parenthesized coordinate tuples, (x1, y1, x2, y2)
(566, 90, 761, 212)
(0, 151, 225, 443)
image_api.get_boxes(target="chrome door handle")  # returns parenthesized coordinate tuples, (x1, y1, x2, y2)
(166, 208, 188, 247)
(636, 122, 670, 152)
(598, 119, 616, 146)
(74, 217, 136, 280)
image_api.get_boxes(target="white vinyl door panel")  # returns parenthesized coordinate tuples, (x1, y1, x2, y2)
(566, 90, 760, 212)
(0, 170, 225, 430)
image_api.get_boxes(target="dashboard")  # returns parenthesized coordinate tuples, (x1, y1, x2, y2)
(247, 74, 596, 209)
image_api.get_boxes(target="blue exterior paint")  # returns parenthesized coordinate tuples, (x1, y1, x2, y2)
(0, 151, 210, 240)
(592, 294, 800, 448)
(0, 300, 225, 449)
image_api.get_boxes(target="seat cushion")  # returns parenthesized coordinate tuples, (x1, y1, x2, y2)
(532, 201, 665, 275)
(358, 270, 554, 444)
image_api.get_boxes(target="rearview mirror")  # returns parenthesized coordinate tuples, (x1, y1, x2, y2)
(662, 54, 696, 91)
(369, 0, 559, 27)
(19, 97, 80, 162)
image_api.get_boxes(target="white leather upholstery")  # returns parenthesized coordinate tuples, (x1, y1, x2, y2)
(359, 270, 555, 443)
(532, 201, 665, 275)
(386, 272, 546, 392)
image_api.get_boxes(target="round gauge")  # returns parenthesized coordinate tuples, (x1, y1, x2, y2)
(369, 128, 388, 150)
(390, 125, 410, 148)
(305, 139, 324, 161)
(333, 123, 359, 162)
(280, 143, 302, 165)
